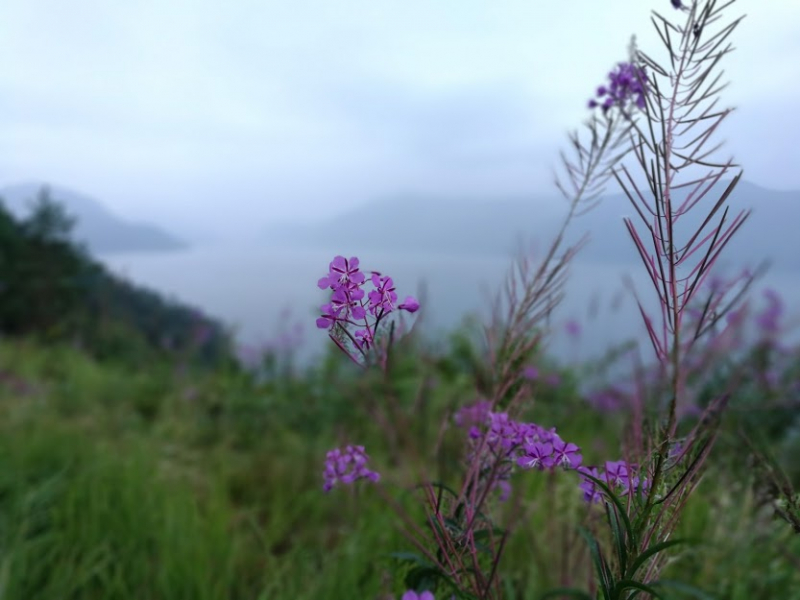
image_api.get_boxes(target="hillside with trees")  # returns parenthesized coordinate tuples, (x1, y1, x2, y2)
(0, 187, 235, 369)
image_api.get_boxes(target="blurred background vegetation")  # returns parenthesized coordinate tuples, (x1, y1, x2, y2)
(0, 191, 798, 599)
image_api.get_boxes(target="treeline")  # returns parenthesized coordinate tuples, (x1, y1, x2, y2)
(0, 186, 235, 368)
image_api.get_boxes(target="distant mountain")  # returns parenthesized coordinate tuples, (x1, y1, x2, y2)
(264, 194, 565, 256)
(264, 179, 800, 272)
(0, 183, 187, 254)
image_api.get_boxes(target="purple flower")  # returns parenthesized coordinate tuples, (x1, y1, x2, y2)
(588, 62, 647, 112)
(454, 400, 492, 428)
(565, 319, 581, 338)
(316, 302, 343, 330)
(604, 460, 649, 496)
(402, 591, 435, 600)
(368, 273, 398, 315)
(354, 328, 373, 350)
(399, 295, 420, 313)
(486, 412, 522, 452)
(522, 366, 539, 380)
(318, 256, 365, 291)
(323, 445, 380, 492)
(604, 460, 632, 489)
(517, 441, 554, 470)
(551, 436, 583, 469)
(577, 461, 649, 504)
(756, 288, 783, 336)
(330, 286, 367, 321)
(586, 387, 625, 412)
(545, 373, 561, 387)
(578, 466, 603, 504)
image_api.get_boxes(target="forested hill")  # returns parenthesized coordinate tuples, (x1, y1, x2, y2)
(0, 188, 234, 369)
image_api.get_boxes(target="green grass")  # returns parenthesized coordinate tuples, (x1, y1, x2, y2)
(0, 338, 797, 599)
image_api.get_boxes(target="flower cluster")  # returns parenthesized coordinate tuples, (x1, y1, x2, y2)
(323, 444, 380, 493)
(577, 461, 650, 504)
(316, 256, 419, 354)
(756, 288, 783, 337)
(588, 62, 647, 112)
(454, 401, 584, 499)
(461, 405, 583, 471)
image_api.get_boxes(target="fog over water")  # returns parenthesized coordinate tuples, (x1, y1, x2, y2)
(99, 244, 800, 369)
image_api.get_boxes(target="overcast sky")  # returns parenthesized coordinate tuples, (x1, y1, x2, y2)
(1, 0, 798, 242)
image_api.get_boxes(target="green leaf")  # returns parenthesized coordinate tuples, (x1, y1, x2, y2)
(579, 527, 614, 600)
(625, 539, 691, 580)
(605, 501, 628, 575)
(582, 472, 636, 548)
(613, 579, 664, 599)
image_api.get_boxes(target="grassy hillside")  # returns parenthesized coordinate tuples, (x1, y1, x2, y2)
(0, 329, 797, 599)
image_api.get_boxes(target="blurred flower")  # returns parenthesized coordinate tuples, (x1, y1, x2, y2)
(545, 373, 562, 387)
(454, 399, 492, 428)
(522, 365, 539, 380)
(399, 296, 420, 313)
(402, 591, 435, 600)
(565, 319, 581, 338)
(588, 62, 647, 112)
(756, 288, 783, 336)
(323, 445, 380, 492)
(578, 466, 603, 504)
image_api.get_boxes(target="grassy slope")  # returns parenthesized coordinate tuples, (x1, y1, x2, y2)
(0, 339, 797, 599)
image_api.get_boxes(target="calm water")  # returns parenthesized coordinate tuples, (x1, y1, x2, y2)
(99, 244, 800, 368)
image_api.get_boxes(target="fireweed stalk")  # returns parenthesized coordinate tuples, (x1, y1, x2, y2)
(571, 0, 754, 595)
(318, 1, 752, 598)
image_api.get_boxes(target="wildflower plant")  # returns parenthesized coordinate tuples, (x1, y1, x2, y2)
(317, 255, 419, 370)
(317, 1, 756, 598)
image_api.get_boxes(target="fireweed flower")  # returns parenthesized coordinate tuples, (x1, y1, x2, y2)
(551, 437, 583, 469)
(329, 286, 367, 321)
(577, 460, 649, 504)
(317, 255, 365, 291)
(578, 466, 603, 504)
(456, 400, 583, 479)
(454, 399, 492, 429)
(316, 256, 420, 353)
(315, 302, 343, 330)
(322, 445, 380, 492)
(517, 442, 554, 470)
(401, 591, 435, 600)
(565, 319, 581, 338)
(756, 288, 783, 337)
(368, 273, 398, 315)
(354, 328, 373, 350)
(588, 62, 647, 112)
(398, 295, 420, 313)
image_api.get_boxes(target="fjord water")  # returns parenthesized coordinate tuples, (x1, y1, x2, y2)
(100, 243, 800, 368)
